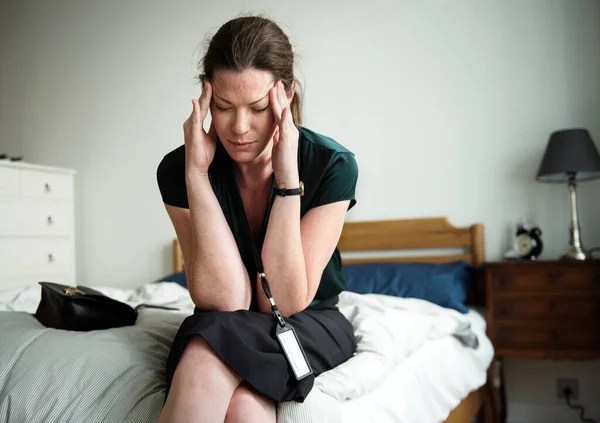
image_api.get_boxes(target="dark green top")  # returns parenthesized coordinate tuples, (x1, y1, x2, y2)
(157, 127, 358, 309)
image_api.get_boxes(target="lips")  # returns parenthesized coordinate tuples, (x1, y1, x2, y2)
(229, 140, 255, 148)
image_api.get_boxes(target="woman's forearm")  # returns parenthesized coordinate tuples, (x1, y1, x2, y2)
(186, 171, 251, 311)
(259, 191, 308, 317)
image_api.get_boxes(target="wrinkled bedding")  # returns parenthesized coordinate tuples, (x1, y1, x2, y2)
(0, 282, 492, 423)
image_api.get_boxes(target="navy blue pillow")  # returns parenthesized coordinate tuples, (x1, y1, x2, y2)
(157, 271, 187, 289)
(341, 261, 477, 313)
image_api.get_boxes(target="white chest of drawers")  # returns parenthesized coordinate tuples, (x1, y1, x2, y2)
(0, 161, 76, 289)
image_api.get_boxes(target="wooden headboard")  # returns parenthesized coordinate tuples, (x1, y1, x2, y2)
(337, 217, 485, 266)
(172, 217, 486, 304)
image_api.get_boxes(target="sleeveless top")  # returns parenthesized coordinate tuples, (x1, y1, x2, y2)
(157, 126, 358, 308)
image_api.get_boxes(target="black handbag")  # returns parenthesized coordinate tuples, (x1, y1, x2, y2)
(34, 281, 176, 331)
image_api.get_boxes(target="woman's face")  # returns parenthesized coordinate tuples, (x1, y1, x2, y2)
(210, 68, 289, 164)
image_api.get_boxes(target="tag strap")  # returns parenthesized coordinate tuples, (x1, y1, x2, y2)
(260, 273, 286, 327)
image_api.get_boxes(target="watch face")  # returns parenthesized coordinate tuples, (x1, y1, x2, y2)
(515, 234, 533, 256)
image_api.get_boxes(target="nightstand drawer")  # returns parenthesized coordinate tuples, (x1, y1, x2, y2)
(491, 267, 600, 294)
(495, 322, 600, 350)
(494, 295, 600, 319)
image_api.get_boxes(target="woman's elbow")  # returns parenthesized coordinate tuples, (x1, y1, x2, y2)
(188, 281, 251, 312)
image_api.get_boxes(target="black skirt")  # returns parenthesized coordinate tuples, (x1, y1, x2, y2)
(164, 296, 356, 403)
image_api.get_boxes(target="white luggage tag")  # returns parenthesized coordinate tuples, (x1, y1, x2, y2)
(260, 273, 313, 380)
(275, 321, 312, 380)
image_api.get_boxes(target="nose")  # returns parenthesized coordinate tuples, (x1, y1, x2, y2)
(232, 110, 250, 136)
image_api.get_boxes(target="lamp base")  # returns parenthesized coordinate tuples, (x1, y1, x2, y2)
(561, 245, 588, 260)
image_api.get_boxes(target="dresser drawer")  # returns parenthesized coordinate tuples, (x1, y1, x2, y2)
(490, 267, 600, 294)
(0, 238, 72, 273)
(494, 295, 600, 319)
(0, 199, 73, 235)
(495, 322, 600, 351)
(21, 169, 73, 199)
(19, 200, 73, 236)
(0, 166, 20, 196)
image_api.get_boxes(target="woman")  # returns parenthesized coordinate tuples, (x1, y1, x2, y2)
(156, 15, 358, 423)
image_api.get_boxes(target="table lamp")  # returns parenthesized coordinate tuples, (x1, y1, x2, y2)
(536, 128, 600, 260)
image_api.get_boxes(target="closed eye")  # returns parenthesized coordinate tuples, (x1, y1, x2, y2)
(253, 105, 269, 112)
(215, 105, 231, 112)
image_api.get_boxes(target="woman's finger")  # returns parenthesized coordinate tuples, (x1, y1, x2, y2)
(277, 81, 289, 112)
(190, 99, 199, 123)
(279, 107, 288, 138)
(277, 81, 295, 130)
(198, 81, 212, 123)
(269, 84, 282, 123)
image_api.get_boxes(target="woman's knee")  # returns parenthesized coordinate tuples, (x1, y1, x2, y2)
(226, 384, 275, 422)
(178, 337, 239, 384)
(179, 337, 216, 363)
(173, 336, 241, 395)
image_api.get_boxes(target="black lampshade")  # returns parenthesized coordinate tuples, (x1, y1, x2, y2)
(536, 128, 600, 182)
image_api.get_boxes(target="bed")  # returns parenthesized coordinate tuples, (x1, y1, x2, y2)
(0, 217, 498, 423)
(172, 217, 498, 423)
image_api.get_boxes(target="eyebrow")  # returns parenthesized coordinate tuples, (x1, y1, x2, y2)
(213, 93, 269, 105)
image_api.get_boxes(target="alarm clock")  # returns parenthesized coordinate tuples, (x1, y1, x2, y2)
(512, 224, 543, 260)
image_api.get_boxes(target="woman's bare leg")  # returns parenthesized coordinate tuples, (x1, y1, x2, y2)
(157, 337, 242, 423)
(224, 383, 276, 423)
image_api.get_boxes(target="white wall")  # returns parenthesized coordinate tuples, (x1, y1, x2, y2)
(1, 1, 599, 422)
(0, 0, 22, 158)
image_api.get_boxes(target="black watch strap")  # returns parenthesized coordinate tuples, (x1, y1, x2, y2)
(274, 181, 304, 197)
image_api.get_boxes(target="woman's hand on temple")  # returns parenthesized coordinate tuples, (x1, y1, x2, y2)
(184, 81, 217, 176)
(270, 81, 300, 188)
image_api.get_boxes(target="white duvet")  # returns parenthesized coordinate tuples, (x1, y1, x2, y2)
(0, 282, 493, 423)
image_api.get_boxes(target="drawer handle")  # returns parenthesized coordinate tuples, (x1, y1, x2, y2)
(47, 216, 53, 226)
(44, 183, 51, 193)
(48, 254, 54, 263)
(548, 301, 556, 312)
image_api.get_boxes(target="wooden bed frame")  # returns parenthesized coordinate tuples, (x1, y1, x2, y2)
(172, 217, 498, 423)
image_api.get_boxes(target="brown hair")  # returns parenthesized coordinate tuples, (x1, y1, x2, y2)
(199, 16, 303, 127)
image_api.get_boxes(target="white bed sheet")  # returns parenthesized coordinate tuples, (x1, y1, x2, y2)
(339, 307, 492, 423)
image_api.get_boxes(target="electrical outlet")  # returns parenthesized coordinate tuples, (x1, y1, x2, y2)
(557, 378, 579, 400)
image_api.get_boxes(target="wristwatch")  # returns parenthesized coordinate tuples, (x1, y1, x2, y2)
(274, 181, 304, 197)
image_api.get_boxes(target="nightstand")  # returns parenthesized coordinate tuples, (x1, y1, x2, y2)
(484, 260, 600, 423)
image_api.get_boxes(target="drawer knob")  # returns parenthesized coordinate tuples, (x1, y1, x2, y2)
(47, 216, 53, 225)
(48, 253, 54, 263)
(44, 183, 51, 193)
